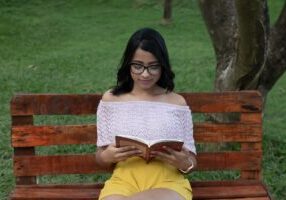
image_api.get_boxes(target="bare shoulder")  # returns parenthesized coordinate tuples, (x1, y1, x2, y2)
(101, 89, 119, 102)
(165, 92, 187, 106)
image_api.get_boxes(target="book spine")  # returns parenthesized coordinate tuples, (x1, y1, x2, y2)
(146, 148, 151, 163)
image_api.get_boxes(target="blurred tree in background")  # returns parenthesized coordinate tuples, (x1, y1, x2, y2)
(198, 0, 286, 109)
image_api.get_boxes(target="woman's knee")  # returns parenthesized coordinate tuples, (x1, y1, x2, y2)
(101, 195, 127, 200)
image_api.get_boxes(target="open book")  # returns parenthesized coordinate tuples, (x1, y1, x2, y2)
(115, 135, 184, 162)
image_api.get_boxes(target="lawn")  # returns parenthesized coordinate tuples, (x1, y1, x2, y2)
(0, 0, 285, 199)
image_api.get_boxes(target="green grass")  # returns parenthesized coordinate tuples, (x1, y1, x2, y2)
(1, 0, 285, 199)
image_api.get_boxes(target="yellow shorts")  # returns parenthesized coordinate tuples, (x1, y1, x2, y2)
(99, 157, 192, 200)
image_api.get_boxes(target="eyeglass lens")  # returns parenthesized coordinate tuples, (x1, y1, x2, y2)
(130, 63, 161, 75)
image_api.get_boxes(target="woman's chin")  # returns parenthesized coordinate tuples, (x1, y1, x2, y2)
(137, 83, 156, 90)
(136, 81, 152, 88)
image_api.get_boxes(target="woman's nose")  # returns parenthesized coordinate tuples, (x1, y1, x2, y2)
(141, 68, 151, 77)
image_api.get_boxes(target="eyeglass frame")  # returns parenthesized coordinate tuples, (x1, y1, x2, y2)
(129, 62, 161, 75)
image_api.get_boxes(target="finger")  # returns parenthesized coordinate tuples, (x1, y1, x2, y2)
(181, 146, 190, 153)
(152, 150, 173, 161)
(151, 150, 166, 157)
(116, 149, 141, 159)
(154, 153, 173, 165)
(117, 146, 137, 152)
(116, 152, 142, 162)
(163, 146, 176, 155)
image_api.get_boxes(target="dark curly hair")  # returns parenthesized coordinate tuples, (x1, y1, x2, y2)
(111, 28, 175, 95)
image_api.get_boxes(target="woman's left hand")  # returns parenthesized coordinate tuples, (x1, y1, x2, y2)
(151, 146, 195, 171)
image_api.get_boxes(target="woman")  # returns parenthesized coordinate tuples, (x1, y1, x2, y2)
(96, 28, 197, 200)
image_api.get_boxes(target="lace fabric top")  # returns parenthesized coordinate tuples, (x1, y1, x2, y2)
(96, 100, 196, 154)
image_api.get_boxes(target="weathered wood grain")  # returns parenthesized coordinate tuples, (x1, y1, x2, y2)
(12, 123, 261, 147)
(10, 91, 262, 115)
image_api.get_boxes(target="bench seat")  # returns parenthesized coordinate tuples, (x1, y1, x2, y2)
(10, 180, 270, 200)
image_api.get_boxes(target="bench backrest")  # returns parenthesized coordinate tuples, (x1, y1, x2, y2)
(11, 91, 263, 185)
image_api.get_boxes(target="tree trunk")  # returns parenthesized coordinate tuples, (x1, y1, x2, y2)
(162, 0, 172, 25)
(233, 0, 269, 91)
(198, 0, 238, 92)
(258, 2, 286, 100)
(199, 0, 286, 111)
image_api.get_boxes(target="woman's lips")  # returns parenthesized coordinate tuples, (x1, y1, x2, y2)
(139, 79, 152, 84)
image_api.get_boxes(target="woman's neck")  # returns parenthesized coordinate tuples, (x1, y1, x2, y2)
(130, 85, 166, 97)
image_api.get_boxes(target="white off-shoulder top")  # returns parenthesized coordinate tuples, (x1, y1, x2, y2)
(96, 100, 196, 154)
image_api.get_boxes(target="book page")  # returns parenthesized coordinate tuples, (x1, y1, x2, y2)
(116, 134, 150, 145)
(116, 135, 184, 156)
(150, 141, 183, 152)
(116, 135, 183, 147)
(117, 138, 148, 156)
(149, 138, 183, 146)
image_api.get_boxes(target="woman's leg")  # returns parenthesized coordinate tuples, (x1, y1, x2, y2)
(101, 195, 127, 200)
(101, 189, 184, 200)
(128, 188, 184, 200)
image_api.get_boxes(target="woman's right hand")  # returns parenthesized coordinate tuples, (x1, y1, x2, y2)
(100, 144, 141, 164)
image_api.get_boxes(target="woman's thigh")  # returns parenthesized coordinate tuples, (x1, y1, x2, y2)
(101, 189, 184, 200)
(101, 195, 127, 200)
(128, 188, 184, 200)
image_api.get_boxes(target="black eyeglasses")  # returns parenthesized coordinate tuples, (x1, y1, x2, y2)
(130, 62, 161, 75)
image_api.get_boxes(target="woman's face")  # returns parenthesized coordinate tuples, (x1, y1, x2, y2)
(130, 48, 162, 91)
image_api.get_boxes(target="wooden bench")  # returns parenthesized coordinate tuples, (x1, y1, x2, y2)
(9, 91, 272, 199)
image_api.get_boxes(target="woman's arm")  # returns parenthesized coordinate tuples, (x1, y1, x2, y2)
(95, 146, 114, 169)
(178, 150, 197, 173)
(151, 147, 197, 174)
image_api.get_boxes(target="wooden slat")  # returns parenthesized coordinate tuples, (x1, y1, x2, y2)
(207, 198, 269, 200)
(12, 184, 104, 189)
(240, 113, 262, 123)
(181, 91, 262, 113)
(10, 91, 262, 116)
(14, 147, 37, 185)
(191, 180, 271, 199)
(194, 123, 261, 142)
(14, 151, 261, 176)
(12, 125, 97, 147)
(10, 181, 270, 200)
(197, 152, 261, 171)
(14, 154, 111, 176)
(11, 94, 102, 116)
(10, 186, 101, 200)
(12, 123, 261, 147)
(193, 185, 268, 199)
(191, 180, 264, 187)
(241, 141, 262, 179)
(12, 116, 34, 126)
(12, 116, 37, 185)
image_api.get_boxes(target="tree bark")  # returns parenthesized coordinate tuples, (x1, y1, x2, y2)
(198, 0, 238, 92)
(234, 0, 269, 91)
(258, 2, 286, 99)
(199, 0, 270, 122)
(199, 0, 279, 96)
(199, 0, 286, 107)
